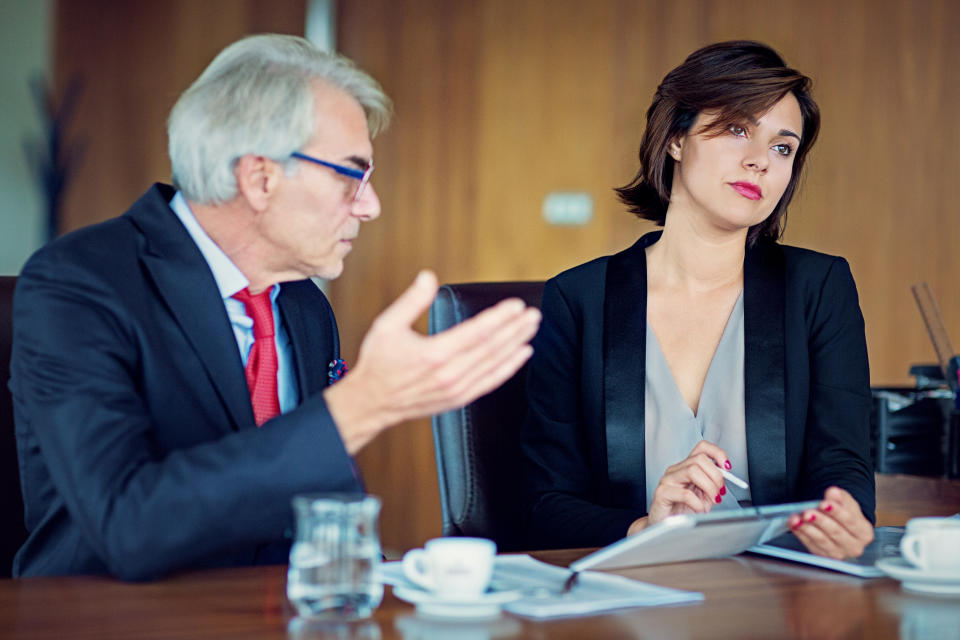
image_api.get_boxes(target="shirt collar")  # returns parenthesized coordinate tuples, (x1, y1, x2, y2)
(169, 191, 266, 300)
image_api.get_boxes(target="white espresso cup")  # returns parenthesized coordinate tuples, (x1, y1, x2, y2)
(401, 537, 496, 598)
(900, 517, 960, 572)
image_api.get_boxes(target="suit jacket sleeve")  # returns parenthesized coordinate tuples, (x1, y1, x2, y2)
(521, 276, 639, 549)
(11, 254, 359, 580)
(795, 257, 876, 522)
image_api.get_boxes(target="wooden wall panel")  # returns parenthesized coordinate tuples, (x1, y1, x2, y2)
(472, 2, 628, 279)
(783, 0, 960, 386)
(55, 0, 307, 234)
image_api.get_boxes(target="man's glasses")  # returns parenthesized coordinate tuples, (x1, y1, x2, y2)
(290, 151, 374, 202)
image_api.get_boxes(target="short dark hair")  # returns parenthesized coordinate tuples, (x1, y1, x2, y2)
(615, 40, 820, 244)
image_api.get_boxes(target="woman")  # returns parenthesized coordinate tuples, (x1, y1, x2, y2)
(521, 41, 875, 559)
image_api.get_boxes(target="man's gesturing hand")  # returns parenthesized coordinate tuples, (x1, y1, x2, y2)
(325, 270, 541, 454)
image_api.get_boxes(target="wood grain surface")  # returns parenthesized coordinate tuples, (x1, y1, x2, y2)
(2, 475, 958, 639)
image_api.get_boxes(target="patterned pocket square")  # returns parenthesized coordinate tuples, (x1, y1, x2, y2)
(327, 358, 349, 385)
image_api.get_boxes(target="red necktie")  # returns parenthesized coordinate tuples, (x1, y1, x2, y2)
(233, 287, 281, 427)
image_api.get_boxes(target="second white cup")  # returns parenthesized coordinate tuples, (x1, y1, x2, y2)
(401, 537, 496, 598)
(900, 517, 960, 572)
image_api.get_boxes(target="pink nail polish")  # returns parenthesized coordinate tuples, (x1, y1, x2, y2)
(806, 513, 816, 523)
(724, 460, 732, 470)
(715, 495, 722, 504)
(720, 486, 727, 496)
(824, 504, 833, 513)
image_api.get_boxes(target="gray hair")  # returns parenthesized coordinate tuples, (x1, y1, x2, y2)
(168, 34, 392, 205)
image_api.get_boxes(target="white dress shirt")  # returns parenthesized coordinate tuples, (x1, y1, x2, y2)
(169, 191, 299, 414)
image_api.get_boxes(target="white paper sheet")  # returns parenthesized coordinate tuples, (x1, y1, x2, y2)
(379, 554, 703, 619)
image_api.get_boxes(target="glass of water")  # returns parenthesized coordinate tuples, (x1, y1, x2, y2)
(287, 494, 383, 620)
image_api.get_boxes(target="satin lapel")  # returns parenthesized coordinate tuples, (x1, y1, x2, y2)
(603, 232, 659, 509)
(277, 281, 337, 399)
(130, 186, 255, 431)
(743, 241, 787, 503)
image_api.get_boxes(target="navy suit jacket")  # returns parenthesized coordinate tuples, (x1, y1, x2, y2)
(521, 231, 876, 549)
(11, 184, 361, 580)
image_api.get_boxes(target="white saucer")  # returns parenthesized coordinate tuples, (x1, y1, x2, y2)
(393, 586, 521, 620)
(876, 558, 960, 595)
(394, 613, 522, 637)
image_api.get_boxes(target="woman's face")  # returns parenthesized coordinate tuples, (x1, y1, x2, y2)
(667, 93, 803, 235)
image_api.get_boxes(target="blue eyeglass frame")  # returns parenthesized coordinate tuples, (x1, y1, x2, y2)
(290, 151, 374, 201)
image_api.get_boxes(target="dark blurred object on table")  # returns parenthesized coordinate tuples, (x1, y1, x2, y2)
(872, 365, 958, 478)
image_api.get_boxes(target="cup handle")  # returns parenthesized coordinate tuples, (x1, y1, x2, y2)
(901, 534, 926, 569)
(401, 548, 434, 590)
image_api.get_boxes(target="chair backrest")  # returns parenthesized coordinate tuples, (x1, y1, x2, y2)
(0, 275, 27, 577)
(428, 281, 543, 552)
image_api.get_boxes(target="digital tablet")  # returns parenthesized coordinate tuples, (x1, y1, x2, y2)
(746, 526, 904, 578)
(571, 500, 821, 572)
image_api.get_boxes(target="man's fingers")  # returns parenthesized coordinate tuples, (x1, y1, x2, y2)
(351, 291, 539, 424)
(401, 343, 535, 417)
(374, 270, 439, 330)
(451, 343, 534, 407)
(430, 297, 536, 355)
(426, 306, 540, 390)
(396, 304, 539, 399)
(417, 313, 539, 410)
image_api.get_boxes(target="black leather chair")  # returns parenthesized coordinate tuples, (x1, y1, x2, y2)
(0, 276, 27, 577)
(428, 281, 543, 552)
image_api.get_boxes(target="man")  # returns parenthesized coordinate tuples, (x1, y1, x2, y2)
(10, 34, 540, 580)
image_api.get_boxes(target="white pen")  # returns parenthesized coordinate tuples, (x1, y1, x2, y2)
(721, 468, 749, 489)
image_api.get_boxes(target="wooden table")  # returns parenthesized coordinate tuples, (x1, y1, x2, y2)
(2, 475, 958, 640)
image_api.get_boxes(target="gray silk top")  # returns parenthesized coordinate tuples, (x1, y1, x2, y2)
(644, 292, 752, 511)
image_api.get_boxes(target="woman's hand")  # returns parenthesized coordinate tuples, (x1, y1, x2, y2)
(788, 486, 874, 559)
(628, 440, 731, 535)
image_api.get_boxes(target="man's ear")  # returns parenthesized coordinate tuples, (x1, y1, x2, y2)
(234, 154, 281, 212)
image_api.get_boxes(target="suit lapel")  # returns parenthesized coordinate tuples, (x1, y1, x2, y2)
(277, 280, 337, 399)
(129, 185, 255, 431)
(603, 232, 659, 509)
(743, 240, 787, 503)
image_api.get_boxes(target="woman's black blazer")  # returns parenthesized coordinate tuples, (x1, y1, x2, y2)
(521, 231, 876, 550)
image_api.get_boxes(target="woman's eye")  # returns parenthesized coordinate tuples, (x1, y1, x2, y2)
(772, 144, 793, 157)
(729, 124, 747, 137)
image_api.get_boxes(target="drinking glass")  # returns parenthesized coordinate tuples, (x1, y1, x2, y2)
(287, 494, 383, 620)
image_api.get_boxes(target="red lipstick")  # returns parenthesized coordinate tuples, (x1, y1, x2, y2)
(730, 181, 762, 201)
